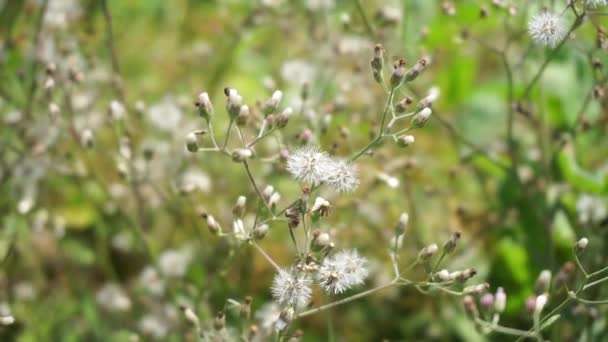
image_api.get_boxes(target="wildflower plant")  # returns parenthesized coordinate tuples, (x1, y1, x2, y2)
(1, 0, 608, 341)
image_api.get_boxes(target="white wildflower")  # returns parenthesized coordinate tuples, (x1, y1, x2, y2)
(280, 60, 315, 86)
(96, 283, 131, 312)
(317, 249, 369, 294)
(286, 145, 332, 186)
(271, 269, 312, 309)
(146, 97, 183, 132)
(528, 11, 566, 47)
(255, 302, 282, 331)
(158, 248, 192, 278)
(138, 313, 169, 339)
(323, 158, 359, 193)
(139, 266, 165, 296)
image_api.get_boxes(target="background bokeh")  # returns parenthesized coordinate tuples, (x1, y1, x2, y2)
(1, 0, 607, 341)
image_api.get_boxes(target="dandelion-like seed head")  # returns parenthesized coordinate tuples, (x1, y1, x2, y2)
(286, 145, 332, 186)
(317, 249, 369, 294)
(271, 269, 312, 309)
(323, 158, 359, 193)
(528, 11, 566, 47)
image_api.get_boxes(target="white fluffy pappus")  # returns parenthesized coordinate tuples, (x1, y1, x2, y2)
(317, 249, 369, 294)
(271, 268, 313, 309)
(528, 11, 566, 47)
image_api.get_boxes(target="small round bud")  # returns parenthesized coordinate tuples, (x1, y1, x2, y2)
(81, 129, 94, 148)
(463, 296, 478, 319)
(232, 148, 253, 162)
(396, 212, 409, 234)
(232, 196, 247, 218)
(181, 306, 200, 326)
(494, 287, 506, 313)
(202, 213, 221, 235)
(390, 59, 407, 89)
(480, 293, 494, 310)
(253, 224, 269, 240)
(413, 107, 432, 127)
(418, 243, 438, 261)
(237, 105, 250, 126)
(313, 231, 331, 249)
(196, 91, 213, 122)
(575, 237, 589, 253)
(395, 97, 413, 113)
(405, 57, 428, 82)
(443, 231, 461, 254)
(534, 294, 548, 315)
(436, 269, 450, 282)
(0, 315, 15, 325)
(535, 270, 552, 294)
(213, 311, 226, 331)
(225, 88, 243, 119)
(186, 132, 199, 152)
(263, 90, 283, 115)
(397, 135, 415, 147)
(109, 100, 126, 121)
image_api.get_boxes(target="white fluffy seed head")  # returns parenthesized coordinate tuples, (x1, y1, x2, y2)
(286, 145, 332, 186)
(323, 158, 359, 193)
(271, 269, 312, 309)
(317, 249, 369, 294)
(528, 11, 566, 47)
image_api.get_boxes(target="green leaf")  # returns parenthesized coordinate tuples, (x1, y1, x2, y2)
(556, 149, 605, 194)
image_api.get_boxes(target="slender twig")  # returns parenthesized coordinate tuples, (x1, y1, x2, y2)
(101, 0, 125, 101)
(251, 241, 281, 272)
(350, 88, 394, 161)
(295, 279, 398, 319)
(355, 0, 375, 38)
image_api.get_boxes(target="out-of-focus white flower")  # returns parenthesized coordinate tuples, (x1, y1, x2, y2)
(323, 158, 359, 193)
(96, 283, 131, 312)
(280, 60, 316, 86)
(158, 248, 193, 278)
(179, 170, 211, 193)
(255, 302, 282, 331)
(13, 282, 36, 301)
(576, 194, 607, 224)
(139, 313, 169, 339)
(271, 269, 312, 309)
(286, 145, 332, 186)
(109, 100, 126, 121)
(528, 11, 566, 47)
(317, 249, 369, 294)
(139, 266, 165, 296)
(146, 97, 183, 132)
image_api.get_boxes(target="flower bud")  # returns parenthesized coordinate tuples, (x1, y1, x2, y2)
(181, 306, 200, 326)
(232, 196, 247, 218)
(390, 59, 407, 89)
(268, 192, 281, 208)
(463, 295, 478, 319)
(418, 243, 438, 261)
(196, 91, 213, 122)
(109, 100, 126, 121)
(263, 90, 283, 115)
(464, 282, 489, 295)
(420, 86, 440, 107)
(535, 270, 552, 294)
(81, 129, 94, 148)
(311, 197, 331, 217)
(396, 212, 409, 235)
(225, 88, 243, 119)
(397, 135, 415, 147)
(213, 311, 226, 331)
(253, 223, 269, 240)
(395, 96, 413, 113)
(371, 44, 384, 83)
(240, 296, 252, 319)
(494, 287, 506, 313)
(0, 315, 15, 325)
(412, 107, 432, 127)
(186, 132, 199, 152)
(313, 231, 331, 248)
(405, 57, 428, 82)
(575, 237, 589, 253)
(44, 77, 56, 91)
(534, 294, 548, 315)
(443, 231, 461, 254)
(277, 108, 291, 128)
(480, 293, 494, 310)
(525, 296, 537, 315)
(232, 148, 253, 162)
(237, 105, 250, 126)
(436, 269, 450, 282)
(452, 268, 477, 282)
(202, 213, 221, 235)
